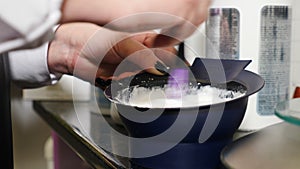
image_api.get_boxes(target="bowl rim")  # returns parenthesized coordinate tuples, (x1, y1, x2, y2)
(104, 70, 265, 109)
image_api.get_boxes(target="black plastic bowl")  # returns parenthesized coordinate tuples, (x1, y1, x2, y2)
(104, 70, 264, 169)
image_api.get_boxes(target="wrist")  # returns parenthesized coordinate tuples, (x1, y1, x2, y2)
(47, 39, 70, 76)
(47, 25, 74, 76)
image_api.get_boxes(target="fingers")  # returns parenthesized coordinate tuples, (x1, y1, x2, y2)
(77, 29, 176, 84)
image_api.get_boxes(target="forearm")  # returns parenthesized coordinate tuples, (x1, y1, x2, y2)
(59, 0, 184, 31)
(60, 0, 134, 26)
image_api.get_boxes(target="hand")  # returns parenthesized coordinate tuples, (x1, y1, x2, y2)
(97, 33, 178, 80)
(47, 22, 177, 85)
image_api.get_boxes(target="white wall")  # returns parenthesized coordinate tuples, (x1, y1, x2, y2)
(291, 1, 300, 90)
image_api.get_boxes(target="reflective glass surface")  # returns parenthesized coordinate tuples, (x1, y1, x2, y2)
(275, 98, 300, 126)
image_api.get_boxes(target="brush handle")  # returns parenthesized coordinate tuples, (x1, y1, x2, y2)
(178, 42, 185, 62)
(166, 42, 189, 98)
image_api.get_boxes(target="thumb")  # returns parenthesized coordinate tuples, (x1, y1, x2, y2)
(113, 37, 170, 75)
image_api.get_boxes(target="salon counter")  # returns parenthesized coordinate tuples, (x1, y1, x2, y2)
(33, 100, 131, 169)
(33, 99, 300, 169)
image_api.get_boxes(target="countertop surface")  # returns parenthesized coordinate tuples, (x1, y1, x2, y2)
(221, 122, 300, 169)
(33, 99, 300, 169)
(34, 100, 131, 169)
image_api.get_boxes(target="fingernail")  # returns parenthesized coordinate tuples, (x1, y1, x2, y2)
(95, 78, 112, 87)
(155, 61, 170, 74)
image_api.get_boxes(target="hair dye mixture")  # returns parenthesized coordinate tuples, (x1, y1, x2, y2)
(114, 85, 246, 108)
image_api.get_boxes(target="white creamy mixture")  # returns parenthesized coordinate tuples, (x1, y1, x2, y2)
(115, 85, 245, 108)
